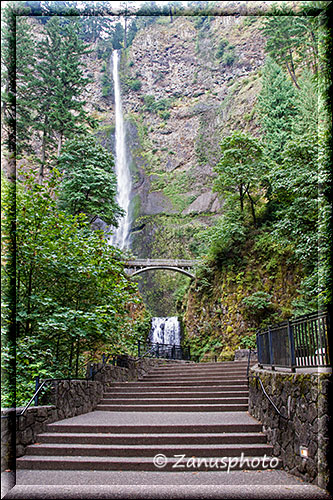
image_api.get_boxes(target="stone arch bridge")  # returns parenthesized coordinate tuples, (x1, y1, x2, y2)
(125, 259, 196, 279)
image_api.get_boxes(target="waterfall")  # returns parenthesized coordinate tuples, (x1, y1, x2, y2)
(150, 317, 181, 346)
(109, 49, 132, 249)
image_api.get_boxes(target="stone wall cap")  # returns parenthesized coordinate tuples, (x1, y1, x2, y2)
(251, 365, 332, 376)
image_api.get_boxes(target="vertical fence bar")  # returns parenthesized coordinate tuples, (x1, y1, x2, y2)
(34, 376, 40, 406)
(256, 332, 262, 367)
(325, 312, 331, 365)
(268, 327, 275, 370)
(138, 340, 141, 358)
(313, 317, 322, 366)
(287, 320, 296, 372)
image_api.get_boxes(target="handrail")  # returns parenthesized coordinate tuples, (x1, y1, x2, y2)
(255, 374, 288, 420)
(2, 354, 118, 419)
(246, 348, 257, 378)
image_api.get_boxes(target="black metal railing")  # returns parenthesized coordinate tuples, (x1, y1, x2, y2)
(257, 311, 330, 371)
(138, 340, 191, 360)
(5, 353, 122, 418)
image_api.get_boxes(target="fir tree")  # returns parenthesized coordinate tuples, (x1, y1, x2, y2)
(32, 17, 91, 181)
(58, 135, 124, 226)
(257, 57, 298, 161)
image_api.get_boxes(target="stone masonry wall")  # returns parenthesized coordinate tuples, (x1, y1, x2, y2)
(248, 366, 331, 489)
(1, 356, 184, 470)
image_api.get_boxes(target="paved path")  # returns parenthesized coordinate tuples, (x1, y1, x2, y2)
(42, 410, 261, 426)
(3, 471, 331, 499)
(3, 411, 331, 499)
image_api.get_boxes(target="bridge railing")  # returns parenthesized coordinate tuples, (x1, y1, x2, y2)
(138, 340, 191, 361)
(256, 311, 330, 371)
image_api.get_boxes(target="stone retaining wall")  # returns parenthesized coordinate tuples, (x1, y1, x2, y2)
(248, 366, 331, 489)
(1, 357, 185, 471)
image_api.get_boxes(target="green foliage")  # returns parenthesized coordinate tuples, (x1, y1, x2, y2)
(101, 70, 113, 97)
(216, 39, 236, 66)
(260, 5, 319, 86)
(239, 333, 257, 349)
(1, 170, 141, 406)
(214, 131, 264, 226)
(126, 78, 142, 91)
(198, 210, 247, 265)
(216, 38, 229, 58)
(58, 135, 123, 226)
(143, 95, 174, 113)
(242, 292, 273, 316)
(257, 57, 297, 161)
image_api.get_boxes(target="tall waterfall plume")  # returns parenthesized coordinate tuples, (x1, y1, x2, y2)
(109, 49, 132, 249)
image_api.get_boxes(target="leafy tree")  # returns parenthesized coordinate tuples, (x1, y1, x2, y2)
(257, 57, 298, 161)
(58, 135, 123, 226)
(198, 210, 248, 265)
(213, 131, 264, 226)
(269, 134, 321, 307)
(2, 169, 140, 406)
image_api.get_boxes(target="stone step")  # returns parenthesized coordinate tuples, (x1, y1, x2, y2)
(102, 391, 249, 399)
(22, 442, 274, 458)
(109, 380, 247, 387)
(141, 374, 247, 380)
(94, 403, 249, 412)
(46, 423, 263, 434)
(148, 365, 248, 371)
(148, 366, 248, 373)
(141, 376, 248, 382)
(105, 385, 249, 393)
(38, 431, 267, 445)
(17, 455, 281, 472)
(98, 397, 249, 405)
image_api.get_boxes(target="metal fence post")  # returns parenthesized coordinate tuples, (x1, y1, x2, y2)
(34, 376, 40, 406)
(138, 340, 141, 358)
(256, 333, 262, 368)
(268, 327, 275, 370)
(288, 320, 296, 372)
(187, 346, 191, 360)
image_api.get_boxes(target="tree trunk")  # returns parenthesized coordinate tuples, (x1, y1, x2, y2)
(39, 116, 48, 183)
(57, 132, 63, 158)
(75, 339, 80, 378)
(285, 53, 300, 89)
(247, 191, 257, 228)
(25, 265, 34, 335)
(239, 185, 244, 212)
(68, 339, 74, 376)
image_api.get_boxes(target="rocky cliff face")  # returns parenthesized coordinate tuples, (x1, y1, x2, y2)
(121, 14, 265, 260)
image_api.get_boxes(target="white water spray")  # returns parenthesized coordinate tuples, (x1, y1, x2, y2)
(109, 49, 132, 249)
(150, 317, 181, 346)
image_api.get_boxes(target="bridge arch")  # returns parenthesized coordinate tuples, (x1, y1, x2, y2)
(131, 266, 195, 279)
(125, 259, 196, 280)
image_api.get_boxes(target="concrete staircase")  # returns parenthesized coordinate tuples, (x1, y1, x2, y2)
(96, 360, 249, 412)
(17, 361, 279, 472)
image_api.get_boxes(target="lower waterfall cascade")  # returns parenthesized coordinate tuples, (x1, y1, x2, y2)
(150, 317, 181, 346)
